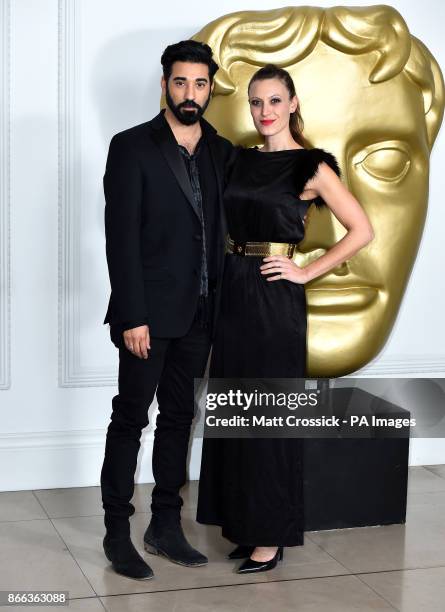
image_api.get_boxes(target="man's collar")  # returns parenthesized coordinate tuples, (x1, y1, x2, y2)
(150, 108, 217, 138)
(177, 135, 204, 158)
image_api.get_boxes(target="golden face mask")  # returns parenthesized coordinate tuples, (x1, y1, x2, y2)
(187, 5, 444, 376)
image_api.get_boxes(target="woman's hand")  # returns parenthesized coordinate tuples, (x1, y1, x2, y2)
(260, 256, 308, 284)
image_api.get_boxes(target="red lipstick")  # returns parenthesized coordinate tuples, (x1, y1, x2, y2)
(260, 119, 275, 126)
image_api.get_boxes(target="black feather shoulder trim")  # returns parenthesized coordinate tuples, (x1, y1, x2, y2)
(298, 148, 342, 209)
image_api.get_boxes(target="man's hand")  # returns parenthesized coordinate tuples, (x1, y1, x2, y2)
(123, 325, 151, 359)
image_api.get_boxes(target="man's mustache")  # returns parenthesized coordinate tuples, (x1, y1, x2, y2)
(178, 100, 201, 111)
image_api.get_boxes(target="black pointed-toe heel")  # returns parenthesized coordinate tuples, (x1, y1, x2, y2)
(227, 545, 255, 560)
(236, 546, 284, 574)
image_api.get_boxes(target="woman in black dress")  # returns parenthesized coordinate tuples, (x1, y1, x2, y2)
(196, 64, 374, 573)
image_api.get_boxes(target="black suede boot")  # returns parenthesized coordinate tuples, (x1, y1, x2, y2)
(103, 534, 154, 580)
(143, 515, 208, 567)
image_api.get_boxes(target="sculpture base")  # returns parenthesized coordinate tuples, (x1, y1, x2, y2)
(303, 387, 409, 530)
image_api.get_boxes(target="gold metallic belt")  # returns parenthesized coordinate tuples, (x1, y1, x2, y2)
(226, 236, 297, 258)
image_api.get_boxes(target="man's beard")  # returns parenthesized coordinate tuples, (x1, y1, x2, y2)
(165, 86, 211, 125)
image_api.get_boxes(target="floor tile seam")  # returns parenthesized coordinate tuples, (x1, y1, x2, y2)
(353, 573, 400, 611)
(47, 515, 99, 599)
(422, 466, 445, 479)
(0, 509, 161, 523)
(93, 571, 361, 598)
(95, 565, 445, 600)
(304, 533, 356, 574)
(31, 489, 51, 519)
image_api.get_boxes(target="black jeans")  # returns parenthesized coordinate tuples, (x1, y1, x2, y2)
(100, 302, 212, 536)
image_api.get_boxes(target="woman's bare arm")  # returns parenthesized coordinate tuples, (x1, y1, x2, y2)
(301, 161, 374, 282)
(260, 161, 374, 283)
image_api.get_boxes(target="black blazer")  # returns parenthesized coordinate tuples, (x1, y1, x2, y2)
(103, 109, 233, 339)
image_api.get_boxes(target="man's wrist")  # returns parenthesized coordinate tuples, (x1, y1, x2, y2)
(122, 319, 148, 332)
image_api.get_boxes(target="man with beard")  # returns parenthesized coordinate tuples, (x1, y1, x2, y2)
(100, 40, 233, 580)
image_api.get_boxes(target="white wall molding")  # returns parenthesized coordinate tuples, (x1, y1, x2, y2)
(0, 428, 204, 491)
(0, 0, 11, 390)
(0, 427, 439, 491)
(0, 428, 107, 451)
(354, 355, 445, 377)
(58, 0, 116, 387)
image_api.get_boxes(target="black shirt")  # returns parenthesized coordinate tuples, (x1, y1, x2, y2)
(178, 137, 208, 297)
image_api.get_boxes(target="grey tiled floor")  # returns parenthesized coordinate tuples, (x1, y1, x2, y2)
(0, 466, 444, 611)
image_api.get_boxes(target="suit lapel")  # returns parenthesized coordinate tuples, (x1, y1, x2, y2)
(202, 121, 229, 293)
(205, 132, 228, 241)
(148, 110, 228, 241)
(148, 111, 199, 219)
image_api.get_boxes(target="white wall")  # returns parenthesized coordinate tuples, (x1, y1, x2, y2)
(0, 0, 444, 491)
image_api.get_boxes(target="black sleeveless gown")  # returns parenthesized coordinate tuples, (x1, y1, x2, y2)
(196, 146, 341, 546)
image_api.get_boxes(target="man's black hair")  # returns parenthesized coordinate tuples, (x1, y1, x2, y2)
(161, 40, 219, 83)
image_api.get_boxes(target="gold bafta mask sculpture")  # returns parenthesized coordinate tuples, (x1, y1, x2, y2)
(186, 6, 444, 376)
